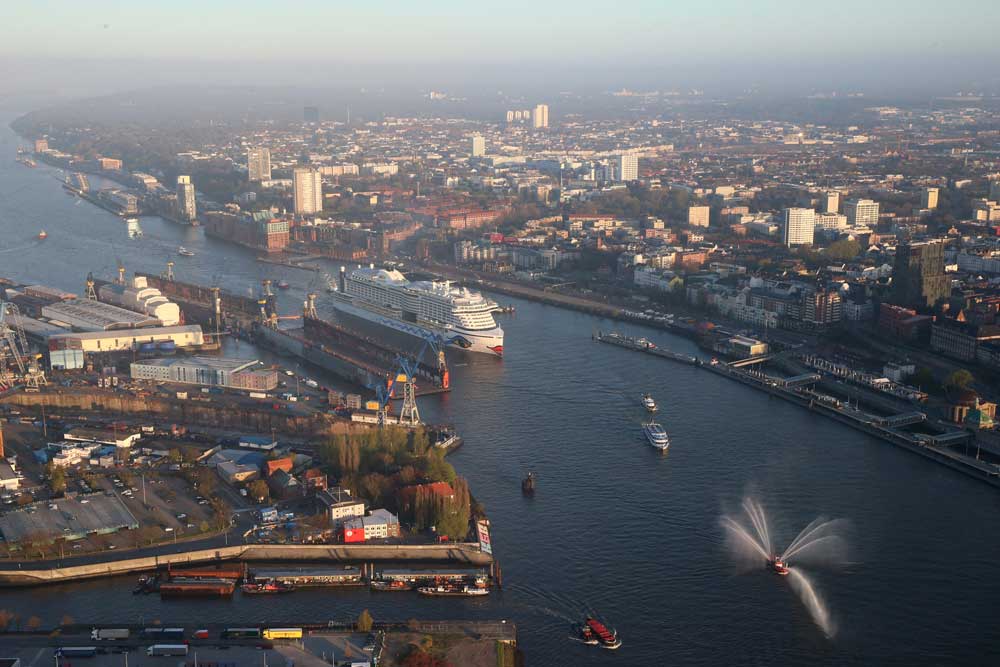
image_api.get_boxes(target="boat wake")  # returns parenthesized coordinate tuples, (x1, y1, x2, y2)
(721, 496, 849, 638)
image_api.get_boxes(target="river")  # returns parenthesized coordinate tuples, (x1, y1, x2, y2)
(1, 116, 999, 665)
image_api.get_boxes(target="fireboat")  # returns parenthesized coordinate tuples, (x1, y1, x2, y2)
(768, 556, 790, 576)
(577, 617, 621, 650)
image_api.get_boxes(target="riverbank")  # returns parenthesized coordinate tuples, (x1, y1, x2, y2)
(0, 542, 492, 586)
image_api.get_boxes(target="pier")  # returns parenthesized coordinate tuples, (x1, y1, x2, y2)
(594, 331, 1000, 489)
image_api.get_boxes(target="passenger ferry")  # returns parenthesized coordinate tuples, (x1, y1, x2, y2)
(641, 393, 658, 412)
(642, 420, 670, 451)
(331, 266, 504, 356)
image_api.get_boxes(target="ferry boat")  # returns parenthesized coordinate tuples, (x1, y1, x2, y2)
(177, 246, 195, 257)
(416, 585, 490, 597)
(641, 393, 658, 412)
(768, 556, 790, 576)
(642, 420, 670, 451)
(577, 618, 621, 650)
(37, 230, 48, 240)
(331, 266, 504, 356)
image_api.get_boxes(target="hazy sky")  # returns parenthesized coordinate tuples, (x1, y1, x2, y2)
(3, 1, 1000, 100)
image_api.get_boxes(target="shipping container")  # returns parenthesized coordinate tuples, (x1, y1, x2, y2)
(262, 628, 303, 640)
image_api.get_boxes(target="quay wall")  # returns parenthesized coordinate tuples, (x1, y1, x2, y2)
(0, 543, 491, 587)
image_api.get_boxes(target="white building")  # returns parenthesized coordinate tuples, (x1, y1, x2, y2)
(921, 187, 938, 210)
(688, 205, 710, 228)
(48, 325, 205, 353)
(815, 212, 848, 231)
(247, 147, 272, 182)
(845, 198, 879, 228)
(614, 152, 638, 182)
(532, 104, 549, 129)
(782, 207, 815, 246)
(293, 167, 323, 215)
(176, 175, 197, 221)
(471, 135, 486, 158)
(824, 191, 840, 213)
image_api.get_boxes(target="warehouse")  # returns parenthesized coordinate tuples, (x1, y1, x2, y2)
(130, 356, 278, 390)
(0, 494, 139, 544)
(41, 298, 159, 331)
(47, 325, 205, 353)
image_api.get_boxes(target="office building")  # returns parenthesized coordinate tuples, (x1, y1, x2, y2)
(823, 191, 840, 213)
(293, 167, 323, 215)
(614, 152, 638, 182)
(303, 106, 320, 123)
(130, 356, 277, 390)
(845, 198, 879, 228)
(891, 240, 950, 310)
(176, 175, 196, 221)
(688, 205, 711, 228)
(532, 104, 549, 129)
(471, 134, 486, 158)
(815, 212, 848, 231)
(921, 187, 939, 210)
(782, 208, 815, 246)
(247, 147, 271, 182)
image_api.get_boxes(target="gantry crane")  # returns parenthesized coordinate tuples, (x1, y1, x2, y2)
(0, 302, 46, 390)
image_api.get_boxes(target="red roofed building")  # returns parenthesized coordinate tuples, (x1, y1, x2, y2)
(303, 468, 328, 492)
(265, 456, 294, 477)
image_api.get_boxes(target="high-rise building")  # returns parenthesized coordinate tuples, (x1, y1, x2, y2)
(782, 207, 815, 246)
(845, 198, 879, 228)
(532, 104, 549, 129)
(823, 191, 840, 213)
(921, 187, 939, 210)
(293, 167, 323, 215)
(891, 240, 950, 310)
(176, 175, 197, 221)
(303, 106, 320, 123)
(615, 152, 638, 182)
(471, 135, 486, 158)
(247, 147, 272, 182)
(688, 205, 710, 228)
(505, 110, 514, 123)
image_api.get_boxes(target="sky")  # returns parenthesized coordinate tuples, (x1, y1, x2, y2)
(3, 1, 1000, 100)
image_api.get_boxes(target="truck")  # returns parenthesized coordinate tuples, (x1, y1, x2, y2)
(147, 645, 189, 657)
(262, 628, 303, 640)
(58, 647, 98, 658)
(91, 628, 130, 640)
(249, 392, 268, 399)
(304, 379, 319, 389)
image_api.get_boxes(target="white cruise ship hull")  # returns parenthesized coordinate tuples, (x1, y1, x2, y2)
(332, 297, 504, 356)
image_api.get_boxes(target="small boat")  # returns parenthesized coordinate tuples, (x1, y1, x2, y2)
(178, 246, 195, 256)
(768, 556, 790, 576)
(521, 472, 536, 495)
(370, 579, 415, 592)
(276, 280, 291, 290)
(642, 420, 670, 451)
(37, 230, 48, 240)
(241, 580, 294, 594)
(417, 585, 489, 597)
(578, 618, 621, 650)
(641, 393, 658, 412)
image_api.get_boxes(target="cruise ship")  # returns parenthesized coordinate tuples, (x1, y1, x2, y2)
(331, 266, 504, 356)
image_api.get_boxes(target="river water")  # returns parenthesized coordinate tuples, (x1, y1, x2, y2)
(1, 117, 999, 665)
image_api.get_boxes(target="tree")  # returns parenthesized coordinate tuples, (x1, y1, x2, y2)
(60, 614, 74, 627)
(357, 609, 373, 633)
(823, 238, 861, 262)
(46, 462, 67, 495)
(0, 609, 14, 630)
(168, 449, 183, 464)
(944, 369, 974, 390)
(248, 480, 270, 503)
(26, 616, 42, 632)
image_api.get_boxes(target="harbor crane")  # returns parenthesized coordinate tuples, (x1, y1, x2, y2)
(0, 302, 47, 390)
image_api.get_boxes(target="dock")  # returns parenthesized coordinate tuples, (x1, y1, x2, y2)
(594, 330, 1000, 489)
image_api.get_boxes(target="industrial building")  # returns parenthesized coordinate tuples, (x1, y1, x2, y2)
(48, 325, 205, 353)
(0, 494, 139, 544)
(98, 276, 180, 326)
(129, 356, 278, 390)
(41, 299, 159, 331)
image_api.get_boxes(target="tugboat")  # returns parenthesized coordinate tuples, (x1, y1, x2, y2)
(37, 230, 48, 240)
(370, 579, 415, 592)
(768, 556, 790, 576)
(642, 420, 670, 451)
(641, 393, 658, 412)
(521, 472, 536, 495)
(177, 246, 195, 257)
(241, 579, 294, 594)
(577, 617, 621, 650)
